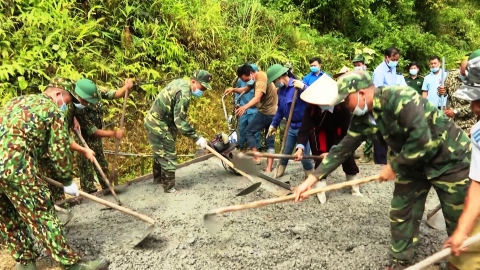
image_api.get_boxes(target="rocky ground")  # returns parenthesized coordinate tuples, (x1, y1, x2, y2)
(1, 157, 448, 270)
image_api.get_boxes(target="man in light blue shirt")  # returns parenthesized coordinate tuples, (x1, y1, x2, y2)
(235, 63, 261, 149)
(371, 47, 406, 165)
(302, 57, 330, 86)
(422, 55, 448, 109)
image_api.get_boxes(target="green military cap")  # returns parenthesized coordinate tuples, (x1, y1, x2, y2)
(193, 70, 213, 90)
(48, 77, 80, 103)
(467, 49, 480, 85)
(331, 70, 373, 105)
(453, 84, 480, 102)
(267, 64, 288, 84)
(75, 79, 100, 104)
(352, 54, 365, 64)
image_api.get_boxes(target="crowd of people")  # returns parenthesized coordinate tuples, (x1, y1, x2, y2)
(1, 46, 480, 270)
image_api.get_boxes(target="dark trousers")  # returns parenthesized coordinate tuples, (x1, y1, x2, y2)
(373, 141, 387, 164)
(245, 112, 275, 150)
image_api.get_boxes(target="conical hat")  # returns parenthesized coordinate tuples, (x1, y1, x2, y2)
(333, 66, 351, 79)
(300, 74, 340, 105)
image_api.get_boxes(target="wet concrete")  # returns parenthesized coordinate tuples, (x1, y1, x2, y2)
(54, 158, 447, 269)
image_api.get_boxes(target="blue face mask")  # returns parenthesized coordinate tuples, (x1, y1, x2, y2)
(431, 67, 439, 73)
(246, 79, 255, 87)
(56, 94, 67, 111)
(387, 61, 398, 68)
(409, 69, 418, 76)
(192, 89, 203, 98)
(275, 82, 285, 88)
(310, 66, 319, 73)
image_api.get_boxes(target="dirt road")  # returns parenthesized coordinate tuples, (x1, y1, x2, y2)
(2, 158, 447, 269)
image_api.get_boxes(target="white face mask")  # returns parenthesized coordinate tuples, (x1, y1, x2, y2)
(74, 103, 85, 109)
(352, 93, 368, 116)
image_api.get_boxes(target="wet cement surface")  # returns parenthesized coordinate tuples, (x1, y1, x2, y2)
(56, 158, 447, 270)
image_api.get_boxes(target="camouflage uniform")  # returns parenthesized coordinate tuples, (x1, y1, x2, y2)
(144, 71, 212, 192)
(444, 69, 477, 131)
(314, 71, 471, 266)
(0, 94, 80, 266)
(74, 88, 116, 194)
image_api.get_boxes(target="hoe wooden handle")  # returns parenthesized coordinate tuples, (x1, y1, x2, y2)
(245, 152, 324, 160)
(205, 145, 256, 183)
(42, 176, 155, 225)
(209, 175, 379, 215)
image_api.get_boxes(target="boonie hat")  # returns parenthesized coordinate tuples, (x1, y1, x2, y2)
(193, 70, 213, 90)
(48, 77, 80, 103)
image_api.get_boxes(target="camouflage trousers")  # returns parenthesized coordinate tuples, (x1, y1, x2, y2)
(144, 122, 176, 190)
(363, 139, 372, 157)
(38, 158, 67, 203)
(75, 135, 109, 194)
(0, 173, 80, 265)
(389, 167, 469, 262)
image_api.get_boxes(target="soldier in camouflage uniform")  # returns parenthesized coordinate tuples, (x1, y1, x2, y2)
(0, 84, 108, 270)
(73, 78, 133, 194)
(38, 78, 96, 202)
(438, 55, 477, 133)
(144, 70, 212, 193)
(294, 70, 471, 270)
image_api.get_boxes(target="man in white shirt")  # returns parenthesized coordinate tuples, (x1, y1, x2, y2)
(422, 55, 448, 109)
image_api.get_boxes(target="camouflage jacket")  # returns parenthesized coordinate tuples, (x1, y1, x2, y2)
(144, 79, 199, 140)
(444, 69, 477, 131)
(315, 86, 471, 179)
(74, 88, 116, 137)
(0, 94, 74, 184)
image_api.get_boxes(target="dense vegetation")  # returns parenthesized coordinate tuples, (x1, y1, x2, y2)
(0, 0, 479, 181)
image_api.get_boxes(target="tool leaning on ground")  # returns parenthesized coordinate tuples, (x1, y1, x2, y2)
(203, 175, 379, 234)
(426, 204, 445, 231)
(405, 232, 480, 270)
(273, 87, 299, 178)
(42, 176, 156, 247)
(74, 129, 124, 205)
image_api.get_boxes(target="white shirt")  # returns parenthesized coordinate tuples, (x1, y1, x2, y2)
(469, 121, 480, 182)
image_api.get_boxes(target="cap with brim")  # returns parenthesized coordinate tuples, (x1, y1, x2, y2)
(267, 64, 289, 85)
(352, 54, 365, 64)
(48, 77, 80, 104)
(250, 63, 259, 72)
(453, 84, 480, 101)
(193, 70, 213, 90)
(333, 66, 351, 79)
(300, 73, 341, 105)
(75, 79, 99, 104)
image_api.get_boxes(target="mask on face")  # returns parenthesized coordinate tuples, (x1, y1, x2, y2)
(56, 94, 67, 112)
(352, 93, 368, 116)
(431, 67, 439, 73)
(310, 66, 319, 73)
(192, 88, 203, 98)
(246, 79, 255, 87)
(387, 61, 398, 68)
(409, 69, 418, 76)
(74, 103, 85, 109)
(275, 81, 285, 88)
(354, 66, 363, 71)
(319, 105, 333, 111)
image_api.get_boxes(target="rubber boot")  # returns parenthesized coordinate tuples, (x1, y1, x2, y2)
(65, 258, 109, 270)
(163, 171, 176, 193)
(16, 262, 37, 270)
(274, 165, 286, 178)
(346, 174, 363, 197)
(152, 159, 163, 184)
(313, 176, 327, 204)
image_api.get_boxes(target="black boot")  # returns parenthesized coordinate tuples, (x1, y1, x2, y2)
(163, 171, 176, 193)
(153, 160, 163, 184)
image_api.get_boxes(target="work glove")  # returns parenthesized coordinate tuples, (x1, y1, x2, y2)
(266, 126, 277, 138)
(64, 182, 79, 196)
(293, 80, 305, 89)
(196, 137, 207, 149)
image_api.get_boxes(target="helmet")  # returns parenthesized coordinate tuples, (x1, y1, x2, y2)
(211, 133, 230, 153)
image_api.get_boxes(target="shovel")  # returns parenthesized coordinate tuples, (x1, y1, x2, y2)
(405, 232, 480, 270)
(54, 205, 74, 227)
(204, 145, 261, 196)
(42, 176, 156, 247)
(74, 129, 124, 205)
(426, 204, 445, 231)
(111, 88, 129, 186)
(203, 175, 379, 234)
(233, 153, 294, 196)
(244, 151, 324, 160)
